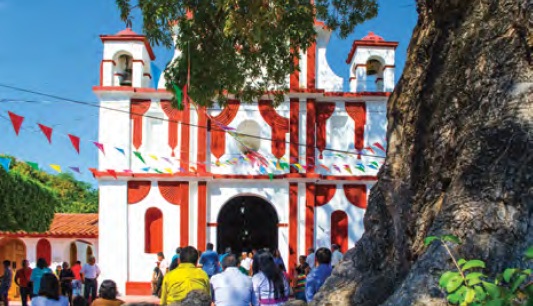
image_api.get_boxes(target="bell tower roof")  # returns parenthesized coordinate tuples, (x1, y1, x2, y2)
(100, 28, 156, 60)
(345, 31, 398, 64)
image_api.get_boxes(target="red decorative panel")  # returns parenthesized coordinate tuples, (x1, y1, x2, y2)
(331, 211, 348, 253)
(125, 282, 152, 296)
(145, 208, 163, 253)
(316, 184, 336, 207)
(290, 48, 299, 90)
(197, 182, 207, 251)
(180, 105, 190, 171)
(345, 102, 367, 151)
(130, 100, 151, 150)
(306, 99, 316, 172)
(127, 181, 151, 204)
(307, 42, 316, 90)
(316, 103, 336, 158)
(289, 99, 300, 172)
(289, 183, 298, 271)
(343, 184, 367, 209)
(158, 181, 182, 205)
(305, 183, 316, 251)
(259, 100, 290, 159)
(36, 239, 51, 264)
(210, 100, 240, 160)
(161, 101, 182, 157)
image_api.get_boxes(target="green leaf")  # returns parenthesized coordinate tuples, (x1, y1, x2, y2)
(465, 288, 475, 303)
(447, 291, 463, 304)
(447, 275, 464, 293)
(442, 234, 461, 244)
(485, 299, 505, 306)
(440, 271, 460, 288)
(510, 274, 527, 292)
(424, 236, 439, 246)
(525, 246, 533, 259)
(465, 272, 485, 281)
(462, 260, 486, 271)
(503, 268, 517, 283)
(483, 281, 500, 299)
(458, 258, 467, 267)
(474, 285, 487, 301)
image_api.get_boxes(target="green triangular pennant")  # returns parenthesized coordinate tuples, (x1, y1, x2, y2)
(268, 173, 274, 181)
(133, 151, 146, 164)
(154, 168, 163, 174)
(356, 165, 365, 172)
(172, 83, 183, 110)
(26, 161, 39, 170)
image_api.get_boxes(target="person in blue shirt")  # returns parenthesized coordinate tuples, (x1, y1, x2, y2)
(30, 258, 53, 296)
(199, 243, 220, 278)
(217, 247, 231, 272)
(305, 247, 333, 302)
(171, 247, 181, 263)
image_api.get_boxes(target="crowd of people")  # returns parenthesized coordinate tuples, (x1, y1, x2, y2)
(0, 244, 343, 306)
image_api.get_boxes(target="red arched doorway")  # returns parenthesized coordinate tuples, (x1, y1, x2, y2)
(36, 238, 52, 265)
(0, 238, 27, 300)
(331, 211, 348, 252)
(145, 208, 163, 253)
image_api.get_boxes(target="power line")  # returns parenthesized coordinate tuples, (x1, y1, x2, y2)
(0, 83, 387, 159)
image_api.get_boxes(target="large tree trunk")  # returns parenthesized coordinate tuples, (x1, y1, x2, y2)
(295, 0, 532, 305)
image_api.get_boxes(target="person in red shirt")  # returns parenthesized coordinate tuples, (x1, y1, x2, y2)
(70, 261, 82, 297)
(14, 259, 32, 306)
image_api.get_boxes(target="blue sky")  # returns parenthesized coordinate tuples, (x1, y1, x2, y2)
(0, 0, 416, 184)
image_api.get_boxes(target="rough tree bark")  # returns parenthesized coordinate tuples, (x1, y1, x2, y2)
(290, 0, 532, 305)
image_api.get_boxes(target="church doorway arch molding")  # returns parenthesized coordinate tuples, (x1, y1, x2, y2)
(217, 195, 279, 255)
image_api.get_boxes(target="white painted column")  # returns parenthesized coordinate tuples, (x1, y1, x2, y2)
(355, 66, 367, 92)
(132, 62, 144, 88)
(189, 182, 198, 248)
(299, 99, 307, 170)
(297, 183, 307, 257)
(98, 180, 129, 294)
(384, 67, 395, 92)
(299, 50, 308, 89)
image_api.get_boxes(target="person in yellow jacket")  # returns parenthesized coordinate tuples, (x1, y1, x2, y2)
(160, 246, 210, 305)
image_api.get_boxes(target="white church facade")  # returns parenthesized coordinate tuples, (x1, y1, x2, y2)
(91, 24, 397, 295)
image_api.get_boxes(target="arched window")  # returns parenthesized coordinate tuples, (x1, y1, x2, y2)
(365, 57, 384, 92)
(331, 211, 348, 253)
(113, 52, 133, 86)
(36, 238, 52, 265)
(145, 207, 163, 253)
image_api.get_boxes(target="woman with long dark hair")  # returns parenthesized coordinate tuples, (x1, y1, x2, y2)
(31, 273, 69, 306)
(90, 280, 124, 306)
(251, 252, 289, 306)
(30, 258, 53, 297)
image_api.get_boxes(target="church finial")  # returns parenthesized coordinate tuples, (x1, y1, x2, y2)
(126, 18, 133, 29)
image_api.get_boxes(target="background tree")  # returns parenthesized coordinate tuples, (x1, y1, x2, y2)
(115, 0, 378, 107)
(299, 0, 532, 305)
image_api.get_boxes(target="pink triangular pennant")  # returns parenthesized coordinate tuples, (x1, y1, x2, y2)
(38, 124, 53, 143)
(93, 142, 105, 155)
(68, 134, 80, 154)
(8, 111, 24, 135)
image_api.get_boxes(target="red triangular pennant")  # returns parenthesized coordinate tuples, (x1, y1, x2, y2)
(373, 142, 386, 152)
(8, 111, 24, 135)
(107, 169, 117, 179)
(68, 134, 80, 154)
(38, 124, 53, 143)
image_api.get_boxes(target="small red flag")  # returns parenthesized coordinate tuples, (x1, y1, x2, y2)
(364, 146, 375, 154)
(8, 111, 24, 135)
(38, 124, 53, 143)
(107, 169, 117, 179)
(68, 134, 80, 154)
(373, 142, 386, 152)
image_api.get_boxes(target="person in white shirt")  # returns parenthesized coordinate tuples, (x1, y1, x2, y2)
(80, 256, 100, 303)
(305, 248, 315, 268)
(331, 244, 344, 268)
(157, 252, 169, 275)
(210, 254, 257, 306)
(240, 252, 252, 274)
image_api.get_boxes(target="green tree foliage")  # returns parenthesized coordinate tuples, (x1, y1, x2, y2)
(115, 0, 378, 107)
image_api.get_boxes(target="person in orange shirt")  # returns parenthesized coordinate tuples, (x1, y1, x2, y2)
(14, 260, 32, 306)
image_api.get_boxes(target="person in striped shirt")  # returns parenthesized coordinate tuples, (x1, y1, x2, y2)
(292, 256, 310, 301)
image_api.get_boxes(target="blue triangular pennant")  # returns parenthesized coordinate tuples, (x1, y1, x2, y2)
(0, 157, 11, 172)
(115, 147, 125, 155)
(141, 167, 151, 172)
(150, 62, 162, 89)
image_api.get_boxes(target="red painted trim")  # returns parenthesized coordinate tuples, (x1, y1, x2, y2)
(345, 102, 367, 151)
(145, 207, 163, 253)
(383, 65, 395, 69)
(180, 103, 190, 171)
(127, 181, 151, 204)
(92, 86, 170, 93)
(130, 99, 151, 150)
(289, 98, 300, 170)
(316, 103, 335, 158)
(132, 59, 145, 66)
(143, 73, 152, 79)
(125, 282, 152, 295)
(180, 182, 189, 246)
(316, 184, 336, 207)
(325, 92, 390, 97)
(305, 183, 315, 251)
(197, 182, 207, 250)
(0, 233, 98, 239)
(331, 211, 348, 252)
(290, 48, 300, 90)
(197, 107, 208, 168)
(343, 184, 367, 209)
(158, 181, 182, 205)
(306, 99, 316, 172)
(258, 100, 290, 159)
(306, 42, 316, 90)
(210, 100, 240, 160)
(289, 183, 298, 272)
(277, 223, 289, 228)
(346, 40, 399, 64)
(207, 223, 218, 227)
(160, 101, 182, 156)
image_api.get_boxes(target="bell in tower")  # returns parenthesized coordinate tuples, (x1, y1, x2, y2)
(118, 54, 133, 86)
(366, 59, 382, 76)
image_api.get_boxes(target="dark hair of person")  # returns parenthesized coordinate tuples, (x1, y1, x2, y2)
(176, 247, 182, 254)
(169, 257, 179, 271)
(72, 296, 88, 306)
(2, 260, 10, 267)
(122, 303, 157, 306)
(99, 280, 118, 300)
(180, 290, 211, 306)
(256, 252, 285, 299)
(206, 243, 214, 251)
(38, 273, 60, 300)
(273, 249, 281, 258)
(157, 252, 164, 258)
(331, 244, 339, 251)
(315, 247, 332, 264)
(299, 255, 306, 261)
(251, 249, 267, 275)
(222, 254, 238, 269)
(22, 259, 29, 267)
(36, 258, 48, 269)
(180, 246, 199, 264)
(76, 261, 81, 265)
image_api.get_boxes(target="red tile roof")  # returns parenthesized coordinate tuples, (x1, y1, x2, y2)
(0, 214, 98, 238)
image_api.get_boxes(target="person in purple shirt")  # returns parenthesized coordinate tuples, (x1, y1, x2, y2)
(198, 243, 219, 278)
(305, 247, 333, 302)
